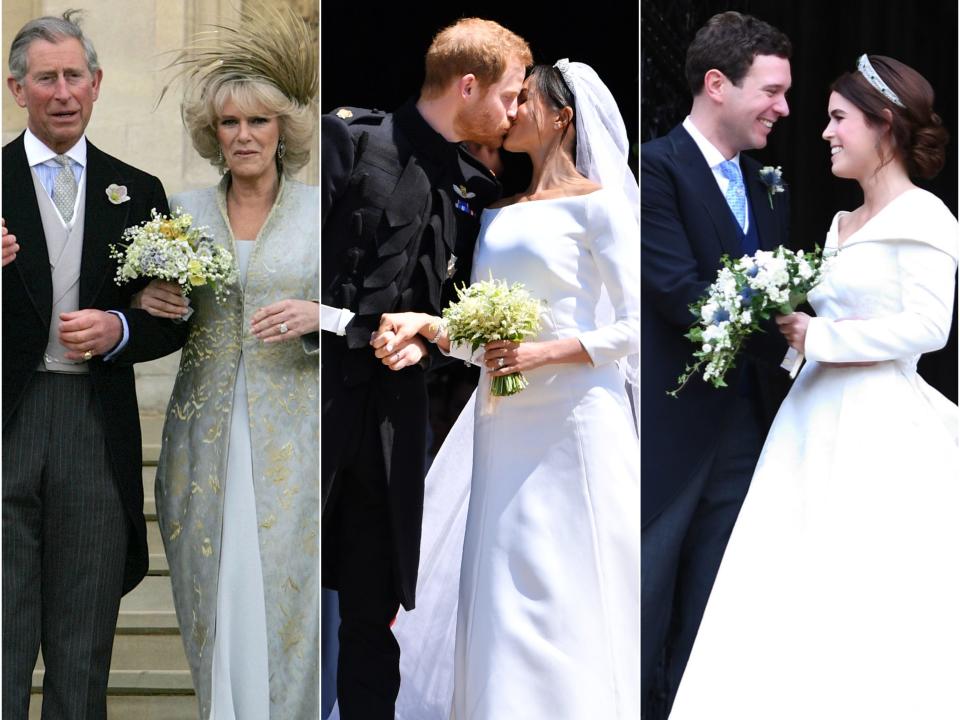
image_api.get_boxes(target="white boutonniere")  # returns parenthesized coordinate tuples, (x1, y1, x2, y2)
(758, 166, 785, 209)
(106, 184, 130, 204)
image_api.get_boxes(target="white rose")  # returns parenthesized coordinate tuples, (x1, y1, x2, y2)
(701, 301, 718, 324)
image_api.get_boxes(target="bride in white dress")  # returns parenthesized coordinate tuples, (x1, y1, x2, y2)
(670, 55, 960, 719)
(372, 61, 639, 719)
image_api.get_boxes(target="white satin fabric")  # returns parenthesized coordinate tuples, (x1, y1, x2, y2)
(671, 188, 960, 718)
(209, 242, 271, 720)
(392, 189, 640, 720)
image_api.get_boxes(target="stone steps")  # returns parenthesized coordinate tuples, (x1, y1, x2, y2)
(29, 415, 196, 718)
(29, 694, 197, 720)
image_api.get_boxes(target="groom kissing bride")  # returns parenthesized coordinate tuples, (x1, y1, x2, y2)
(323, 14, 641, 720)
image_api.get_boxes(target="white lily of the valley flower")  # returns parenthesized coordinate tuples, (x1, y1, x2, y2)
(106, 184, 130, 204)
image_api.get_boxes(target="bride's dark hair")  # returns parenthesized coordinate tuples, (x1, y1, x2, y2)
(832, 55, 948, 179)
(527, 64, 577, 157)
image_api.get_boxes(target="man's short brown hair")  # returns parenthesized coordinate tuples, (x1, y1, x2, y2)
(685, 11, 791, 96)
(421, 18, 532, 98)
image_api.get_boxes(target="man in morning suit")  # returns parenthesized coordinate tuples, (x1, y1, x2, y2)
(2, 12, 188, 718)
(640, 12, 795, 719)
(320, 18, 531, 720)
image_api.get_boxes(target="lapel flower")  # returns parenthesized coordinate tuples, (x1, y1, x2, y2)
(758, 166, 785, 209)
(106, 184, 130, 204)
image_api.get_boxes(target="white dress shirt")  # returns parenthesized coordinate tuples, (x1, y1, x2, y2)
(682, 116, 750, 233)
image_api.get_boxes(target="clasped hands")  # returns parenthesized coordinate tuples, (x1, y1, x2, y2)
(371, 311, 551, 374)
(133, 279, 319, 341)
(370, 312, 432, 371)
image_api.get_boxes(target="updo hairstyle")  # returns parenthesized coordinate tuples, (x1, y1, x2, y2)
(832, 55, 948, 179)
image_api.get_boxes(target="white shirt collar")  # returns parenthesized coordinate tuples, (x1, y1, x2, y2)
(24, 128, 87, 168)
(682, 116, 739, 169)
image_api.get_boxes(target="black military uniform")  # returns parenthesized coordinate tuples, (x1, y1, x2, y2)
(321, 98, 499, 718)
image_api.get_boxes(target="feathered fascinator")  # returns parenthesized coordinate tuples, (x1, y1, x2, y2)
(158, 2, 318, 108)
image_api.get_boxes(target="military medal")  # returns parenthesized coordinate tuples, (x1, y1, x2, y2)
(452, 184, 476, 216)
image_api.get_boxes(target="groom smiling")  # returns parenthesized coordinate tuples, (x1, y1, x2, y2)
(640, 11, 794, 718)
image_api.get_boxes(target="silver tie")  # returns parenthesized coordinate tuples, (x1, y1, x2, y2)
(53, 154, 77, 223)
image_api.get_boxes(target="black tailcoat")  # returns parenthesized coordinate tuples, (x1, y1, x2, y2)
(2, 133, 189, 593)
(640, 124, 793, 528)
(321, 100, 499, 609)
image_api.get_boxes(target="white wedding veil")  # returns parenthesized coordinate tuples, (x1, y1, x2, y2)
(557, 59, 639, 223)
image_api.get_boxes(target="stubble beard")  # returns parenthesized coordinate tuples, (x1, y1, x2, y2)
(454, 102, 509, 149)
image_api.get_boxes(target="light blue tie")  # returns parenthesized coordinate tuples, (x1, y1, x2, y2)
(717, 160, 746, 232)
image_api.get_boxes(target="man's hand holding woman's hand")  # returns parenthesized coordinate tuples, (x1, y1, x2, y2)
(371, 313, 435, 371)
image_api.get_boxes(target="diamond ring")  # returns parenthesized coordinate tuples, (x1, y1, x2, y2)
(278, 322, 289, 334)
(83, 350, 94, 361)
(497, 357, 505, 369)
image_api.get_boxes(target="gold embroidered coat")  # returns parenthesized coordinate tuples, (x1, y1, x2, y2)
(156, 176, 319, 719)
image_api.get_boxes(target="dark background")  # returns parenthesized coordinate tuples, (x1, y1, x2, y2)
(321, 2, 640, 185)
(642, 0, 959, 402)
(320, 1, 958, 403)
(321, 3, 641, 449)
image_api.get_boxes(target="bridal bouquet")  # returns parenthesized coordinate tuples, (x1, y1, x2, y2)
(669, 246, 831, 396)
(443, 274, 543, 397)
(109, 208, 235, 303)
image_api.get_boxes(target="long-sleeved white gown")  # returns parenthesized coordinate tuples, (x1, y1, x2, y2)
(389, 188, 640, 720)
(670, 187, 960, 719)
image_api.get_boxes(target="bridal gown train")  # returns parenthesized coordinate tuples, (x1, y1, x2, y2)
(391, 188, 640, 720)
(670, 188, 960, 719)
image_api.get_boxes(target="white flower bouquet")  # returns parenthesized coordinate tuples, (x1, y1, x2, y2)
(109, 208, 235, 303)
(443, 274, 543, 397)
(669, 245, 831, 396)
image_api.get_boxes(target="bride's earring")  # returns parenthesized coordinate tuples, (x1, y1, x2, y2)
(217, 146, 225, 175)
(277, 137, 286, 160)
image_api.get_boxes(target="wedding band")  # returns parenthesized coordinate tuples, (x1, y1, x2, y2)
(83, 350, 93, 361)
(278, 322, 289, 334)
(497, 357, 505, 369)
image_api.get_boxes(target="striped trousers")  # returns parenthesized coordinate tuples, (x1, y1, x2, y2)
(3, 372, 128, 720)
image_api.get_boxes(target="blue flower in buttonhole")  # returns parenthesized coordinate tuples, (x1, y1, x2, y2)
(758, 166, 785, 209)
